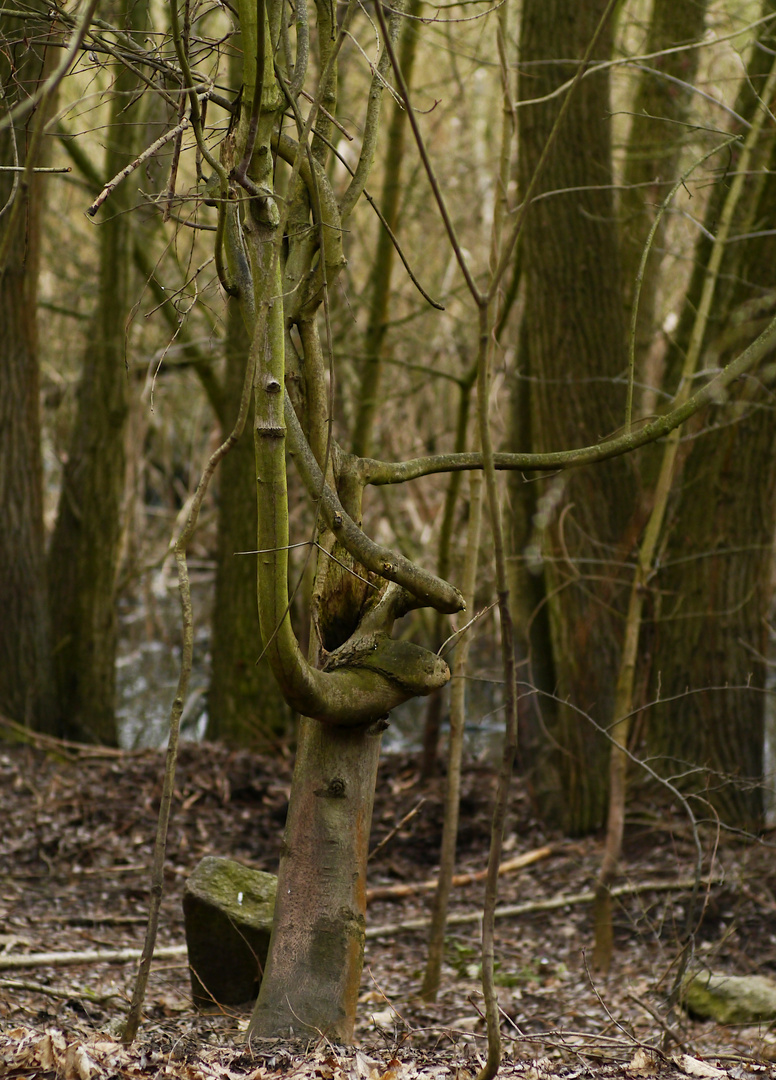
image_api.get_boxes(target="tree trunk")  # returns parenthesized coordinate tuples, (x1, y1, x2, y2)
(0, 4, 58, 732)
(619, 0, 709, 385)
(208, 299, 292, 746)
(249, 717, 381, 1039)
(647, 400, 776, 829)
(230, 0, 458, 1041)
(515, 0, 635, 834)
(645, 8, 776, 829)
(47, 0, 148, 744)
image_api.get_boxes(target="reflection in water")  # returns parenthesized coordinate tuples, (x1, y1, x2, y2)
(116, 572, 212, 750)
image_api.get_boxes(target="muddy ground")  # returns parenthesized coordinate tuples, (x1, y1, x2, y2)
(2, 734, 776, 1080)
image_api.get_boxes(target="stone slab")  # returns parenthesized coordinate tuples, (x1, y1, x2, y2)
(183, 856, 276, 1008)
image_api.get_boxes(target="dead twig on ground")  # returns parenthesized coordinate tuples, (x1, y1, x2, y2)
(0, 977, 125, 1004)
(365, 875, 724, 940)
(0, 946, 187, 970)
(0, 714, 131, 760)
(366, 845, 555, 902)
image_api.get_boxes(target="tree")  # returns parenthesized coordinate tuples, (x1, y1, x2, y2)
(47, 0, 150, 744)
(155, 0, 460, 1038)
(150, 0, 776, 1038)
(645, 4, 776, 827)
(513, 0, 636, 835)
(0, 1, 59, 733)
(12, 0, 776, 1049)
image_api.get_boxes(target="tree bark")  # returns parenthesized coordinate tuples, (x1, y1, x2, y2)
(47, 0, 148, 744)
(249, 717, 381, 1040)
(647, 397, 776, 829)
(516, 0, 635, 834)
(619, 0, 709, 375)
(646, 8, 776, 829)
(0, 3, 58, 732)
(208, 298, 292, 746)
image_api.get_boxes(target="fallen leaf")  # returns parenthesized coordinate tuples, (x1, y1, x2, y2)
(66, 1042, 97, 1080)
(676, 1055, 727, 1078)
(628, 1048, 658, 1075)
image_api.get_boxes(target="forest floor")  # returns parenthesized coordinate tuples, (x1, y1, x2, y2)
(2, 735, 776, 1080)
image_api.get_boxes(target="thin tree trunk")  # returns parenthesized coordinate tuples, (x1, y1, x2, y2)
(421, 367, 475, 778)
(421, 467, 483, 1000)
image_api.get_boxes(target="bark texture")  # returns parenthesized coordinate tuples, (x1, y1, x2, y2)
(0, 4, 58, 732)
(248, 718, 381, 1040)
(47, 0, 148, 743)
(619, 0, 709, 375)
(208, 299, 292, 746)
(646, 31, 776, 827)
(516, 0, 636, 834)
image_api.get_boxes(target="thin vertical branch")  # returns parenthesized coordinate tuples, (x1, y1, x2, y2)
(474, 299, 517, 1080)
(420, 364, 477, 778)
(288, 0, 309, 97)
(473, 2, 517, 1071)
(234, 0, 266, 181)
(163, 0, 190, 221)
(421, 465, 484, 1000)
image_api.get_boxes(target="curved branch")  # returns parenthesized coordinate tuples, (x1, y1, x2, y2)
(242, 207, 452, 722)
(284, 392, 465, 614)
(358, 309, 776, 484)
(267, 620, 451, 725)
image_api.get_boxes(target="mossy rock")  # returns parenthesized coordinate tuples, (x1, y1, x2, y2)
(682, 970, 776, 1024)
(183, 856, 276, 1008)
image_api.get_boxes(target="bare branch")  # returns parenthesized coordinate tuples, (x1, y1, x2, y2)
(357, 309, 776, 484)
(87, 119, 190, 217)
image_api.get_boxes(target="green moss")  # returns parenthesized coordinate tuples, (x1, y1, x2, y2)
(183, 857, 277, 1008)
(683, 972, 776, 1024)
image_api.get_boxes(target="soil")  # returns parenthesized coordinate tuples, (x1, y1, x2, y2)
(2, 735, 776, 1080)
